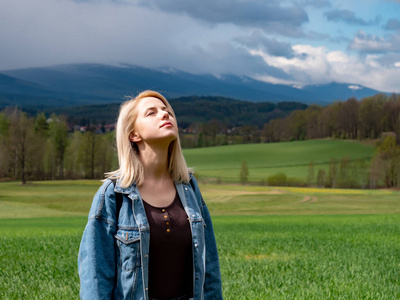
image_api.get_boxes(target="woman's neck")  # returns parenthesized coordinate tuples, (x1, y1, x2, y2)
(137, 143, 176, 206)
(138, 143, 170, 182)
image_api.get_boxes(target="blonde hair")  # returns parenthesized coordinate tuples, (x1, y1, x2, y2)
(105, 90, 190, 188)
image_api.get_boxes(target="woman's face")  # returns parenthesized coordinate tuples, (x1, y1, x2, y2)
(130, 97, 178, 146)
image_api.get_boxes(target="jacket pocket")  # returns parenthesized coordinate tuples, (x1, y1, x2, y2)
(190, 218, 206, 242)
(190, 217, 205, 228)
(114, 229, 141, 272)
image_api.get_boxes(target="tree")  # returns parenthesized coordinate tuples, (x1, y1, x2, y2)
(287, 110, 307, 141)
(32, 112, 49, 179)
(240, 125, 258, 144)
(320, 102, 341, 138)
(352, 158, 369, 189)
(316, 169, 326, 187)
(374, 135, 400, 187)
(64, 131, 83, 178)
(307, 161, 314, 186)
(327, 157, 338, 188)
(305, 105, 323, 139)
(197, 133, 204, 148)
(267, 172, 287, 186)
(47, 114, 69, 179)
(337, 155, 351, 188)
(203, 119, 220, 146)
(79, 126, 103, 179)
(239, 160, 249, 185)
(337, 98, 359, 139)
(34, 112, 49, 134)
(358, 95, 386, 139)
(0, 112, 10, 178)
(98, 132, 118, 177)
(7, 108, 35, 184)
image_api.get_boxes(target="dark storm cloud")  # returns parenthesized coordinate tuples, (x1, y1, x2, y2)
(138, 0, 309, 37)
(0, 0, 298, 79)
(173, 41, 294, 81)
(385, 19, 400, 31)
(235, 32, 294, 58)
(348, 30, 400, 53)
(324, 9, 381, 26)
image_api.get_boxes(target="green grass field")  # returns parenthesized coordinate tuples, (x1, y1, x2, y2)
(183, 139, 374, 183)
(1, 180, 399, 299)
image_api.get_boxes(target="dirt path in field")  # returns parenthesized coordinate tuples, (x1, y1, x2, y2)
(207, 189, 287, 203)
(209, 189, 286, 196)
(300, 195, 317, 203)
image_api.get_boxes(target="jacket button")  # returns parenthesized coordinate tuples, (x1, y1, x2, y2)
(194, 243, 198, 247)
(185, 187, 188, 190)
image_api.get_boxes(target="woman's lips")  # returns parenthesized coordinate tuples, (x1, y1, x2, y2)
(160, 122, 172, 128)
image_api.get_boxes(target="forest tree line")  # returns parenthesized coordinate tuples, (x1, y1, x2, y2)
(172, 93, 400, 148)
(262, 93, 400, 143)
(178, 93, 400, 147)
(0, 93, 399, 187)
(0, 108, 117, 184)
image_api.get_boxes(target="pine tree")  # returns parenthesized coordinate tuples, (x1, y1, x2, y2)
(240, 160, 249, 185)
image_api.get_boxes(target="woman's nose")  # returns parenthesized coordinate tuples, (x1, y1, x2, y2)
(161, 110, 169, 119)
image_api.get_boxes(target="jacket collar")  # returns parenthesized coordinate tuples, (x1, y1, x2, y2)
(113, 172, 193, 194)
(113, 177, 138, 195)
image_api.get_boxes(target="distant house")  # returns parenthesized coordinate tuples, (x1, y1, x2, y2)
(104, 124, 115, 132)
(73, 124, 115, 133)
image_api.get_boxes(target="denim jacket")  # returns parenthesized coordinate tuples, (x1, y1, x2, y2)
(78, 175, 223, 300)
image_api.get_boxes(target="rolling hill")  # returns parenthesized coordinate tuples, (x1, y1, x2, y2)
(183, 139, 374, 183)
(0, 63, 385, 108)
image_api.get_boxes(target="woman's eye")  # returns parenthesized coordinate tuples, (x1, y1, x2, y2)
(147, 111, 155, 116)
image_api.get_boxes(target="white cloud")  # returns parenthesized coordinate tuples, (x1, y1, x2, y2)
(249, 43, 400, 92)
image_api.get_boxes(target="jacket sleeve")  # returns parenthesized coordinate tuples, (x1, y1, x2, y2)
(190, 176, 223, 299)
(78, 181, 118, 300)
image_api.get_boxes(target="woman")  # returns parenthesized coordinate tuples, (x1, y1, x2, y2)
(78, 90, 223, 300)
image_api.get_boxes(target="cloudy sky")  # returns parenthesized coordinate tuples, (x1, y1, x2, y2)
(1, 0, 400, 92)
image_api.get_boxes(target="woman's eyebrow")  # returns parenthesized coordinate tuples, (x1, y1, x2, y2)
(144, 106, 156, 113)
(144, 105, 168, 114)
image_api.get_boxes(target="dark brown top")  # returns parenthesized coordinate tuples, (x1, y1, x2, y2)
(143, 191, 193, 300)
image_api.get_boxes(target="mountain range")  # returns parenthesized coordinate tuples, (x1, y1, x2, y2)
(0, 63, 386, 108)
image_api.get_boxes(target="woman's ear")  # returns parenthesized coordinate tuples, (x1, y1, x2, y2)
(129, 131, 142, 143)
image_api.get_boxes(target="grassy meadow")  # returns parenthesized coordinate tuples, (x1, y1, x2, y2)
(0, 139, 397, 299)
(1, 178, 400, 299)
(183, 139, 374, 183)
